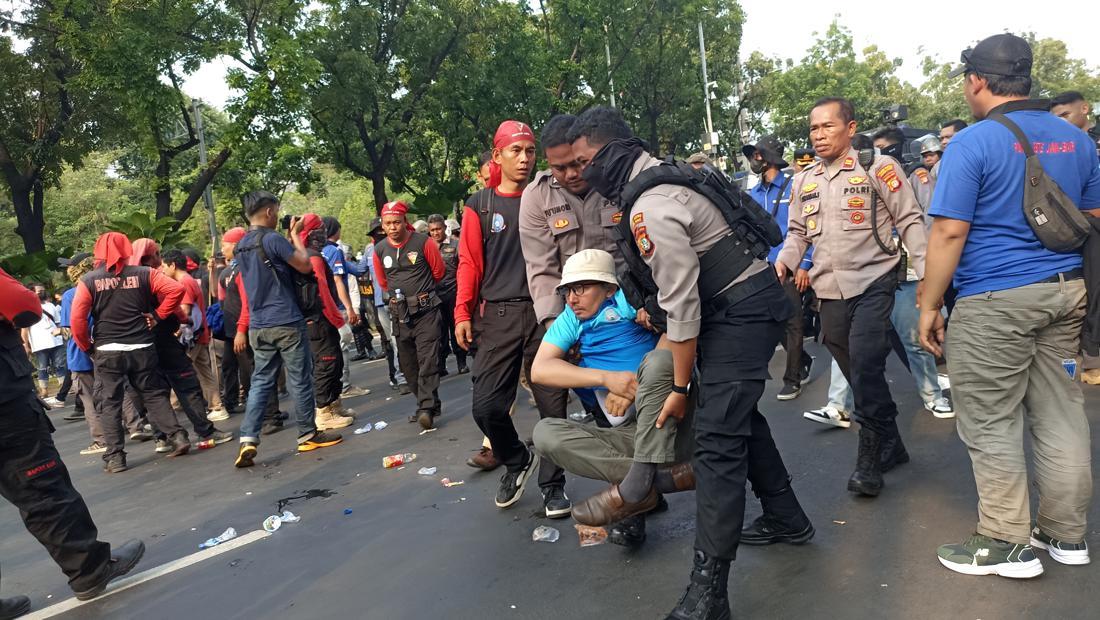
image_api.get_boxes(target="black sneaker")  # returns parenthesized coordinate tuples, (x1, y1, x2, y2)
(0, 595, 30, 619)
(439, 368, 450, 378)
(542, 486, 571, 519)
(261, 420, 284, 435)
(103, 454, 128, 474)
(166, 431, 190, 457)
(495, 450, 540, 509)
(800, 355, 815, 383)
(740, 515, 815, 546)
(398, 383, 411, 395)
(73, 539, 145, 601)
(776, 384, 802, 401)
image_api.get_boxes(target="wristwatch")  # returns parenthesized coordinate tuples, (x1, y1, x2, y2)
(670, 382, 690, 395)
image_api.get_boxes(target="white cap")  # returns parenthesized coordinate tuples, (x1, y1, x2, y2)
(558, 249, 618, 291)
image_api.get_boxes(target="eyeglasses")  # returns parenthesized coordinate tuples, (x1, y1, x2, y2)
(562, 282, 598, 297)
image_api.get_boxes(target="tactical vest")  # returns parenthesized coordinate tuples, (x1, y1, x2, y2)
(437, 240, 459, 298)
(0, 321, 35, 405)
(375, 232, 440, 312)
(613, 161, 781, 332)
(80, 265, 157, 346)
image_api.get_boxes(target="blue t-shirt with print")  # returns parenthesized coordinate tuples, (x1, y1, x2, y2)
(544, 290, 658, 375)
(235, 228, 303, 329)
(322, 242, 348, 311)
(929, 107, 1100, 298)
(59, 287, 92, 372)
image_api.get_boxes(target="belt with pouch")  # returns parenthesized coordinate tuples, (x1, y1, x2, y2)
(701, 267, 778, 318)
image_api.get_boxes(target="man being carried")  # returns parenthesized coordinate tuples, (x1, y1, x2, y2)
(532, 250, 692, 548)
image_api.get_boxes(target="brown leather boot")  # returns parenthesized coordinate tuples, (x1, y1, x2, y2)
(658, 462, 696, 491)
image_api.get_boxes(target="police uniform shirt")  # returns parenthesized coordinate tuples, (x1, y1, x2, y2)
(908, 166, 936, 215)
(776, 147, 928, 300)
(519, 170, 623, 322)
(627, 153, 768, 343)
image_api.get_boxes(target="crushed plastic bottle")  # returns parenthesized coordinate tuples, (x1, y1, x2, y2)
(532, 525, 560, 543)
(280, 510, 301, 523)
(262, 516, 282, 532)
(353, 423, 373, 435)
(196, 438, 217, 450)
(199, 527, 237, 549)
(374, 421, 388, 430)
(417, 466, 437, 476)
(383, 453, 416, 468)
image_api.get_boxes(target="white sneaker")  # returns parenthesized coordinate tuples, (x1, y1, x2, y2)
(206, 408, 230, 422)
(924, 397, 955, 419)
(80, 441, 107, 455)
(43, 396, 65, 409)
(802, 406, 851, 428)
(937, 373, 951, 391)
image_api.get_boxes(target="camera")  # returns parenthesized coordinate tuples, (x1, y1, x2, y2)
(881, 104, 908, 125)
(280, 214, 294, 230)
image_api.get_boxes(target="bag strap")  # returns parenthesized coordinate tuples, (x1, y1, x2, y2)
(987, 113, 1036, 157)
(769, 174, 792, 218)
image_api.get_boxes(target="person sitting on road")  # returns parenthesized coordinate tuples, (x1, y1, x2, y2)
(530, 249, 694, 547)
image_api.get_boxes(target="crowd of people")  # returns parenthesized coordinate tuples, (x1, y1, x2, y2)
(1, 32, 1099, 619)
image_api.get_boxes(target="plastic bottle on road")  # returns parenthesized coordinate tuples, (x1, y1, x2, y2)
(383, 452, 417, 468)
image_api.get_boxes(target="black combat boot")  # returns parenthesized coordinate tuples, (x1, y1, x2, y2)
(848, 427, 884, 496)
(665, 549, 732, 620)
(879, 430, 910, 473)
(608, 514, 646, 548)
(741, 480, 814, 546)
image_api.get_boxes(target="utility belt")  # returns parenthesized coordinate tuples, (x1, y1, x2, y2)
(389, 291, 441, 324)
(701, 266, 778, 318)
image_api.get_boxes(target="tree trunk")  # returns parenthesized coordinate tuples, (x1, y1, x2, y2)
(370, 168, 388, 216)
(11, 180, 46, 254)
(647, 113, 660, 155)
(155, 152, 172, 219)
(172, 147, 231, 230)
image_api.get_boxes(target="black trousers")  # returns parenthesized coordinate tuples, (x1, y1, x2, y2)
(56, 367, 74, 401)
(818, 272, 901, 438)
(0, 392, 111, 592)
(93, 347, 183, 460)
(219, 339, 241, 409)
(437, 293, 466, 370)
(352, 308, 377, 354)
(694, 278, 797, 560)
(780, 279, 813, 386)
(395, 305, 442, 416)
(308, 320, 344, 409)
(156, 341, 215, 439)
(471, 300, 567, 489)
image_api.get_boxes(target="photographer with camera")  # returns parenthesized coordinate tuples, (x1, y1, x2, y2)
(230, 191, 344, 468)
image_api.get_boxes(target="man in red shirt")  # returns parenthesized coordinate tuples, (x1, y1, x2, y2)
(163, 250, 228, 421)
(454, 120, 570, 514)
(299, 214, 356, 431)
(373, 200, 445, 429)
(71, 233, 191, 472)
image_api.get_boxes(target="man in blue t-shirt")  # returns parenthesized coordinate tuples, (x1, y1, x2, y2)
(530, 250, 693, 547)
(919, 34, 1100, 578)
(231, 191, 345, 467)
(319, 216, 371, 399)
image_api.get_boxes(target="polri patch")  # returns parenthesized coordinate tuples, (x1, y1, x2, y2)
(875, 163, 902, 192)
(841, 156, 855, 170)
(915, 168, 929, 183)
(631, 212, 644, 225)
(807, 219, 817, 231)
(850, 211, 865, 225)
(847, 197, 866, 209)
(554, 218, 570, 229)
(634, 225, 655, 257)
(848, 176, 866, 185)
(611, 212, 623, 224)
(801, 183, 818, 195)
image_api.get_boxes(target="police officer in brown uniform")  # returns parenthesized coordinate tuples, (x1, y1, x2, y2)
(520, 114, 624, 326)
(373, 201, 446, 429)
(776, 97, 928, 498)
(571, 106, 813, 620)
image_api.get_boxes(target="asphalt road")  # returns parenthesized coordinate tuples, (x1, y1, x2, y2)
(2, 343, 1098, 620)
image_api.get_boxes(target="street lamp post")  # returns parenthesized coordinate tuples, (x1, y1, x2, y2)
(191, 100, 220, 257)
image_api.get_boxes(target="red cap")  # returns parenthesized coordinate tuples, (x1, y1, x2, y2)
(298, 213, 323, 245)
(380, 201, 409, 217)
(222, 227, 246, 244)
(487, 120, 535, 189)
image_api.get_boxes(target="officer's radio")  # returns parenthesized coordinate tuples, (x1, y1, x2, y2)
(856, 148, 899, 258)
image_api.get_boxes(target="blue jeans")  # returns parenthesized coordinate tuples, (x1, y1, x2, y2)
(890, 281, 943, 403)
(34, 345, 67, 384)
(240, 322, 316, 444)
(827, 359, 855, 412)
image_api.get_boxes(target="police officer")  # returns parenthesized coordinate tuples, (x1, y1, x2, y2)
(519, 113, 624, 326)
(570, 106, 813, 620)
(0, 265, 145, 613)
(745, 135, 814, 400)
(777, 97, 928, 498)
(427, 214, 467, 375)
(793, 147, 816, 172)
(909, 136, 942, 212)
(373, 201, 446, 429)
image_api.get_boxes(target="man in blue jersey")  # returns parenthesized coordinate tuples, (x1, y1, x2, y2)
(919, 33, 1100, 577)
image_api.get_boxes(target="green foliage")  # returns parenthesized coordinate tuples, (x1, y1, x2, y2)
(0, 251, 68, 287)
(107, 211, 188, 248)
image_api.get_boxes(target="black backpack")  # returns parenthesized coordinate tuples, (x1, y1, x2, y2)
(613, 160, 782, 331)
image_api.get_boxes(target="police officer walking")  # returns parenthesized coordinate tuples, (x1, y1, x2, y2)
(373, 201, 446, 429)
(777, 97, 929, 498)
(570, 106, 813, 620)
(0, 265, 145, 615)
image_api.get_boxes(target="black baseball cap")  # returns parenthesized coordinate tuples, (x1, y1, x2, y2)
(57, 251, 92, 267)
(948, 34, 1032, 79)
(742, 135, 788, 168)
(368, 217, 383, 236)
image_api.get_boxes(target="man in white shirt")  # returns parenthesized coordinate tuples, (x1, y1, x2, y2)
(22, 284, 67, 407)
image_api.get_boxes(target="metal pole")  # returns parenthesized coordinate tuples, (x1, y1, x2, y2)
(604, 21, 616, 108)
(697, 20, 714, 145)
(192, 100, 219, 257)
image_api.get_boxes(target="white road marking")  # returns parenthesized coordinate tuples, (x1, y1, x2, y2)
(25, 529, 271, 619)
